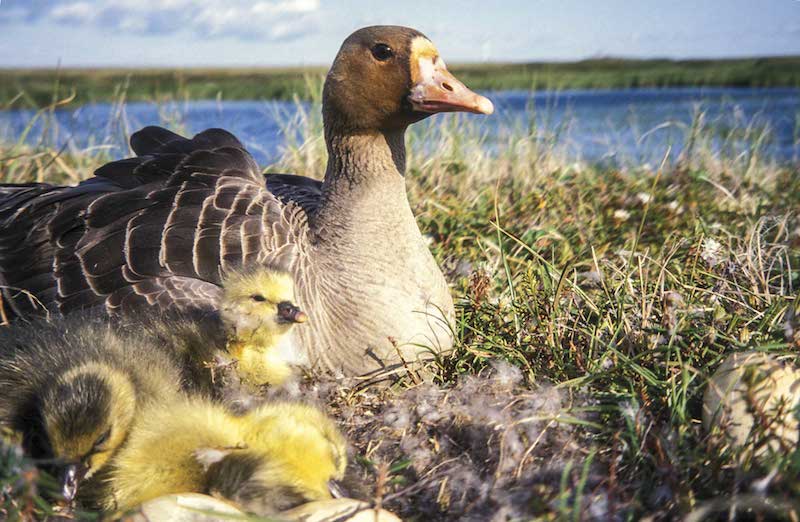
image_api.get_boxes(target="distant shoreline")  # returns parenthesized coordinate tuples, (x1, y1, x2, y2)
(2, 56, 798, 108)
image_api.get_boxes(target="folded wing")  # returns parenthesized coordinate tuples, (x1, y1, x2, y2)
(0, 126, 311, 320)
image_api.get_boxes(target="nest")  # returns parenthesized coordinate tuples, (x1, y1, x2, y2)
(308, 362, 612, 521)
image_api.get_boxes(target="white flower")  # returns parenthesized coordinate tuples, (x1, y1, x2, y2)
(620, 401, 639, 423)
(667, 200, 683, 214)
(700, 238, 725, 267)
(636, 192, 652, 205)
(613, 209, 631, 221)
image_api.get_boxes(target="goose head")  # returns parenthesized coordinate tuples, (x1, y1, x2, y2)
(323, 25, 493, 133)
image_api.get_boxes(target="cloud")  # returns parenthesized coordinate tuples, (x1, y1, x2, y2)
(0, 0, 321, 41)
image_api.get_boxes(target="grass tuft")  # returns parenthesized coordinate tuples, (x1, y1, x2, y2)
(0, 86, 798, 520)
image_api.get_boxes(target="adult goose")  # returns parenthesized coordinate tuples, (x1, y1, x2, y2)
(0, 26, 493, 377)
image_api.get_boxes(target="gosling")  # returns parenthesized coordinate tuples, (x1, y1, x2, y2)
(136, 266, 308, 404)
(219, 268, 308, 387)
(104, 400, 346, 516)
(203, 401, 348, 514)
(0, 317, 183, 504)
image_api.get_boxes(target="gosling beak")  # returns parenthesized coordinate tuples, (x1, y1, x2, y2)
(59, 463, 86, 502)
(277, 301, 308, 324)
(328, 479, 347, 499)
(408, 56, 493, 115)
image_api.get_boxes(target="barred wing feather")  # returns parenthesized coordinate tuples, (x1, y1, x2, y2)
(0, 126, 309, 320)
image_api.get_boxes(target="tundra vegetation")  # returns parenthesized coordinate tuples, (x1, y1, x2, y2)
(0, 77, 798, 520)
(1, 56, 799, 107)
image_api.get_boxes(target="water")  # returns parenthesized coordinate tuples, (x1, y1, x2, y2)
(1, 87, 798, 166)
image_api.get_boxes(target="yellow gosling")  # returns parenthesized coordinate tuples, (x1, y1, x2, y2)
(104, 399, 346, 517)
(200, 401, 348, 515)
(103, 398, 238, 513)
(0, 318, 183, 504)
(219, 268, 308, 387)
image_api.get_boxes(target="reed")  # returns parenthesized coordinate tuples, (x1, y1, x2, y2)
(0, 86, 798, 520)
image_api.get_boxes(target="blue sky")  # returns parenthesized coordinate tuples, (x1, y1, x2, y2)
(1, 0, 799, 67)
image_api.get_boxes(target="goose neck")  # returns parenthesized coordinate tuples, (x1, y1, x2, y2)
(323, 128, 407, 188)
(312, 128, 415, 241)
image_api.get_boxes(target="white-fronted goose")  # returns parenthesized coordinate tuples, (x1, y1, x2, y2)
(0, 26, 493, 377)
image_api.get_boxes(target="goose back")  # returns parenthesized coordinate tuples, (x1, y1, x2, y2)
(0, 127, 307, 319)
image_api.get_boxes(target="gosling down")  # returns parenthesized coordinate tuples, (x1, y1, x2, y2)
(105, 400, 347, 516)
(0, 317, 184, 504)
(138, 266, 308, 396)
(0, 25, 494, 378)
(219, 268, 308, 387)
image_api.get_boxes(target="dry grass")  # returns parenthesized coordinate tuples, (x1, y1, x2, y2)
(1, 90, 799, 520)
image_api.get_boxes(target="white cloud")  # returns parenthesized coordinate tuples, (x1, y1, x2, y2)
(50, 2, 94, 23)
(0, 0, 321, 42)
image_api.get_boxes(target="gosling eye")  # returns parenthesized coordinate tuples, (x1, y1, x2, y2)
(250, 294, 267, 302)
(93, 428, 111, 451)
(370, 43, 394, 61)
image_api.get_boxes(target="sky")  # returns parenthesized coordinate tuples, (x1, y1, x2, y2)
(0, 0, 799, 68)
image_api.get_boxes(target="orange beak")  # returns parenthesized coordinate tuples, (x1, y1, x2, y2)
(408, 57, 494, 115)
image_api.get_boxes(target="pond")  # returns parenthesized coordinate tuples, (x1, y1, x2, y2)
(1, 87, 797, 166)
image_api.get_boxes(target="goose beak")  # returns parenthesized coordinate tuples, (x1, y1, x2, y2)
(277, 301, 308, 324)
(59, 463, 86, 502)
(409, 56, 493, 115)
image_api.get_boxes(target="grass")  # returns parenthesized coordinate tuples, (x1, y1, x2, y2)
(2, 55, 800, 107)
(1, 85, 799, 520)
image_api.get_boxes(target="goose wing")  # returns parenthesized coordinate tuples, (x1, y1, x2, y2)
(0, 179, 125, 318)
(265, 173, 323, 215)
(0, 126, 310, 319)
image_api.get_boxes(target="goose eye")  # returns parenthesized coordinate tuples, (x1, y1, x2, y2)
(250, 294, 267, 302)
(371, 43, 394, 61)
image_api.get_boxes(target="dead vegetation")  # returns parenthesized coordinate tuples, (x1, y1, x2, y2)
(1, 90, 799, 520)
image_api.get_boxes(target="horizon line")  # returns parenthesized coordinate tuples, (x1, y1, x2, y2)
(2, 53, 798, 71)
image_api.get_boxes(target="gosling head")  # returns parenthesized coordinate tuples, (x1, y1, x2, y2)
(220, 267, 307, 344)
(248, 402, 348, 502)
(323, 25, 493, 133)
(39, 363, 136, 502)
(218, 267, 308, 386)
